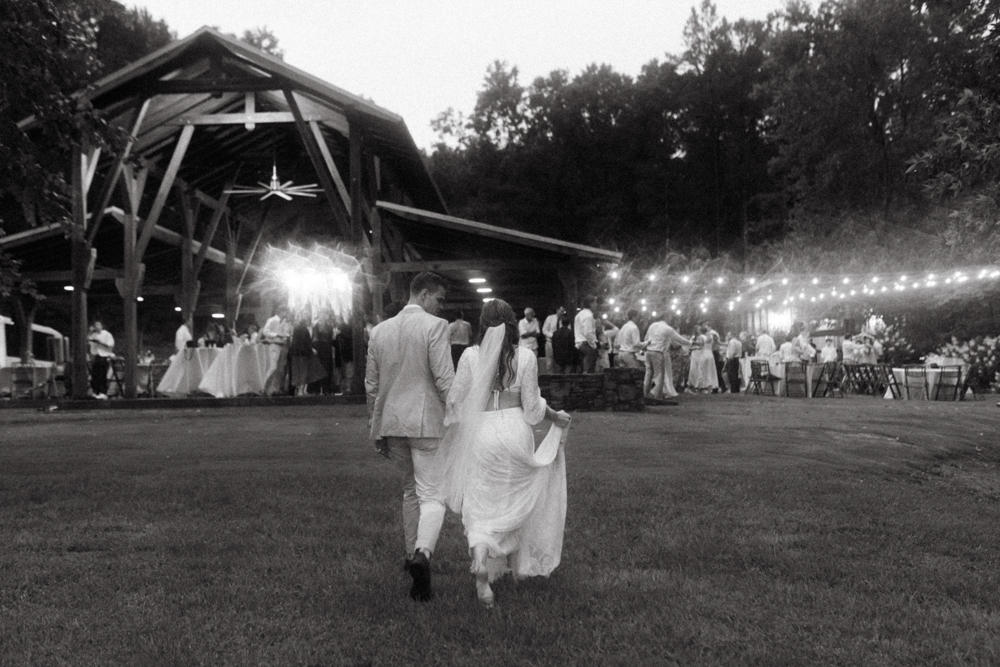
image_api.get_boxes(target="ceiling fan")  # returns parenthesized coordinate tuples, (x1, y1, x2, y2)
(224, 163, 323, 201)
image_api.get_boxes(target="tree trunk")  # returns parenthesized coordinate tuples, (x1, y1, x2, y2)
(12, 291, 37, 364)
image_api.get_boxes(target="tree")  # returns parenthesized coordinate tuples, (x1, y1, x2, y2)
(239, 26, 284, 60)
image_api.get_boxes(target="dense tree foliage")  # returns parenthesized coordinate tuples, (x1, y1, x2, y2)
(427, 0, 1000, 268)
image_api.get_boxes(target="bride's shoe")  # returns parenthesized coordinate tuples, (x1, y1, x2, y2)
(471, 546, 495, 608)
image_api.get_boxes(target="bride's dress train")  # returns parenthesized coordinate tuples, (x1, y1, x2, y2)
(440, 332, 568, 587)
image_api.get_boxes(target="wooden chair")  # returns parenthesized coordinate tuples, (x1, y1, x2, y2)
(812, 361, 843, 397)
(784, 361, 808, 397)
(933, 366, 962, 401)
(903, 366, 928, 400)
(841, 364, 861, 394)
(876, 364, 901, 399)
(746, 360, 777, 396)
(106, 357, 125, 397)
(960, 364, 987, 401)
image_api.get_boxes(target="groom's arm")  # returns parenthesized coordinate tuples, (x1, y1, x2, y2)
(364, 334, 380, 421)
(428, 319, 455, 399)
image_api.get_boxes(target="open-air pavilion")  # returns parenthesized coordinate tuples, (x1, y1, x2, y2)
(4, 27, 621, 400)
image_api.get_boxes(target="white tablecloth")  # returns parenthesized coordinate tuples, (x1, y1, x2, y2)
(197, 343, 277, 398)
(886, 367, 944, 400)
(157, 347, 221, 397)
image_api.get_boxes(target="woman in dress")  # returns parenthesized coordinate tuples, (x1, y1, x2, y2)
(687, 325, 719, 393)
(440, 299, 572, 608)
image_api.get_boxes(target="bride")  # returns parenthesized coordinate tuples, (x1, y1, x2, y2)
(439, 299, 572, 608)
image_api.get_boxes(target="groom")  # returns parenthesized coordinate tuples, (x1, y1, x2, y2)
(365, 272, 455, 601)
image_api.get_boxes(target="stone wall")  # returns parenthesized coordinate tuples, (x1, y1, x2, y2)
(538, 367, 646, 412)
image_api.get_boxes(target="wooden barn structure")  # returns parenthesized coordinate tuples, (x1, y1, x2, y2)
(5, 27, 620, 399)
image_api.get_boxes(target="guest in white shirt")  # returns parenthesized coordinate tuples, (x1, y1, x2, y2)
(755, 330, 776, 358)
(540, 306, 565, 373)
(724, 331, 743, 393)
(615, 309, 643, 369)
(447, 311, 473, 369)
(643, 312, 691, 399)
(518, 307, 541, 356)
(779, 334, 800, 363)
(174, 318, 193, 355)
(574, 296, 599, 373)
(820, 338, 838, 364)
(87, 320, 115, 399)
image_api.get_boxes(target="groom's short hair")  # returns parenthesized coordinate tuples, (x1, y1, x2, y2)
(410, 272, 446, 296)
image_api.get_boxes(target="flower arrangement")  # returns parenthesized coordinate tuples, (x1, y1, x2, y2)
(934, 334, 1000, 392)
(873, 323, 919, 367)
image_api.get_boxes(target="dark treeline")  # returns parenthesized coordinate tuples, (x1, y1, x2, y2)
(425, 0, 1000, 260)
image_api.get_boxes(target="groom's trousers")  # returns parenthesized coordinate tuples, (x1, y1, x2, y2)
(385, 436, 446, 558)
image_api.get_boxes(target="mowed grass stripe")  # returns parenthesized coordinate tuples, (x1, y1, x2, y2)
(1, 398, 997, 666)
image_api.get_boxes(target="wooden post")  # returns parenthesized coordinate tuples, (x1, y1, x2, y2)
(225, 216, 239, 327)
(349, 120, 366, 395)
(370, 205, 384, 321)
(179, 189, 199, 323)
(70, 143, 90, 398)
(118, 163, 148, 400)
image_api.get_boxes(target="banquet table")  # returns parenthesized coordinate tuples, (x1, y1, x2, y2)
(739, 357, 820, 396)
(197, 342, 278, 398)
(885, 367, 945, 400)
(157, 347, 222, 397)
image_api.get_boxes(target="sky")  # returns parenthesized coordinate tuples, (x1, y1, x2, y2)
(132, 0, 788, 151)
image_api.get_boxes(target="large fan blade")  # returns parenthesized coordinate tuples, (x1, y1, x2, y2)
(275, 191, 294, 201)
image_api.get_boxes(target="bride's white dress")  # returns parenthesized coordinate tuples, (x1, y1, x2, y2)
(441, 342, 567, 581)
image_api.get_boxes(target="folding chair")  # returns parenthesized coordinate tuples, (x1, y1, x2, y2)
(784, 361, 808, 397)
(903, 365, 928, 400)
(960, 364, 987, 401)
(746, 360, 777, 396)
(933, 366, 961, 401)
(812, 361, 843, 397)
(841, 364, 861, 394)
(876, 364, 901, 399)
(106, 357, 125, 397)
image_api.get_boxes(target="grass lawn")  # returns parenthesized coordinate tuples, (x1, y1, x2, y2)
(1, 395, 998, 666)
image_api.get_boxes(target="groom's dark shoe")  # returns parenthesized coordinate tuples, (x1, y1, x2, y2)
(408, 550, 434, 602)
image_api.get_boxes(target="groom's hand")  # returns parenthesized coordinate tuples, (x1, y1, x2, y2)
(373, 438, 391, 459)
(553, 411, 571, 428)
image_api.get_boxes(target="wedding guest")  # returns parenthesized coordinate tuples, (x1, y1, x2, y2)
(687, 325, 719, 393)
(518, 307, 540, 357)
(290, 315, 326, 396)
(643, 312, 691, 399)
(779, 334, 799, 362)
(755, 329, 776, 359)
(448, 311, 473, 369)
(174, 317, 193, 356)
(724, 331, 743, 393)
(540, 306, 565, 373)
(87, 320, 115, 399)
(245, 323, 260, 344)
(262, 307, 293, 395)
(740, 331, 756, 357)
(615, 309, 643, 368)
(574, 296, 598, 373)
(602, 318, 619, 368)
(707, 324, 727, 393)
(820, 337, 838, 364)
(551, 317, 576, 374)
(312, 313, 336, 394)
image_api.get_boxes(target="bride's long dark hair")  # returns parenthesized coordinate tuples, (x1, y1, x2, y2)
(479, 299, 519, 390)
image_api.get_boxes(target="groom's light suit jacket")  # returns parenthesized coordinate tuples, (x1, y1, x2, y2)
(366, 304, 455, 441)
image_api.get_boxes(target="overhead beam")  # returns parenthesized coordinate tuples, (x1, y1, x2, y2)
(87, 98, 150, 245)
(309, 120, 351, 212)
(106, 207, 244, 268)
(0, 223, 63, 248)
(135, 123, 194, 261)
(284, 89, 352, 238)
(22, 269, 122, 282)
(169, 111, 338, 126)
(384, 259, 554, 273)
(129, 78, 289, 96)
(192, 185, 232, 276)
